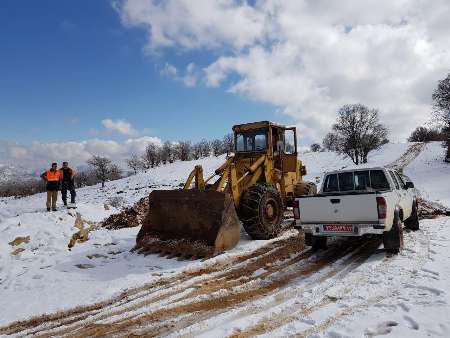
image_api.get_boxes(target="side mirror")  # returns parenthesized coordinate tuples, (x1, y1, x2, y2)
(405, 181, 414, 189)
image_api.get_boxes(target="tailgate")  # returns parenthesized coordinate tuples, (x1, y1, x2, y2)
(298, 193, 379, 224)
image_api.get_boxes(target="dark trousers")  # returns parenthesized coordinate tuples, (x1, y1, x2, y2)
(61, 182, 76, 204)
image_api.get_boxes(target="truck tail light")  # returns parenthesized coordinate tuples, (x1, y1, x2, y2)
(376, 196, 387, 220)
(293, 200, 300, 219)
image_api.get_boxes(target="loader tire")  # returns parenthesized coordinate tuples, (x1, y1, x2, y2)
(294, 181, 317, 197)
(239, 183, 283, 240)
(404, 201, 419, 231)
(383, 211, 404, 254)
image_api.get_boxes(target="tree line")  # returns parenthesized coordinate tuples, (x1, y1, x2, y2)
(125, 135, 234, 174)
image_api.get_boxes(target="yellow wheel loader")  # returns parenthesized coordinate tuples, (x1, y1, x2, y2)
(135, 121, 317, 257)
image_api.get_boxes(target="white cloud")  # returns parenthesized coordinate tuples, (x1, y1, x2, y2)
(160, 62, 198, 87)
(0, 137, 162, 170)
(117, 0, 450, 143)
(160, 62, 177, 77)
(101, 118, 138, 136)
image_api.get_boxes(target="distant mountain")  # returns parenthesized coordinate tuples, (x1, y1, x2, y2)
(0, 164, 41, 183)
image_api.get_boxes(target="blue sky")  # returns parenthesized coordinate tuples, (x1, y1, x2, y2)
(1, 0, 448, 168)
(0, 0, 283, 145)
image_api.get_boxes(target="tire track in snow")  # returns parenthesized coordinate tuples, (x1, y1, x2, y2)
(386, 142, 426, 172)
(0, 232, 304, 336)
(0, 142, 431, 337)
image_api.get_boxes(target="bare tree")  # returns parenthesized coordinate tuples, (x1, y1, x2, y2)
(87, 155, 112, 188)
(432, 73, 450, 162)
(222, 133, 234, 156)
(331, 104, 388, 165)
(408, 127, 446, 142)
(211, 139, 224, 156)
(0, 178, 46, 197)
(160, 141, 175, 164)
(126, 154, 143, 174)
(322, 132, 340, 151)
(199, 139, 211, 157)
(176, 141, 192, 161)
(108, 164, 123, 181)
(191, 142, 202, 160)
(75, 169, 99, 188)
(310, 143, 321, 152)
(142, 143, 160, 168)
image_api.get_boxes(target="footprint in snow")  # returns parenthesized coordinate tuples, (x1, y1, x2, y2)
(75, 263, 95, 269)
(364, 321, 398, 337)
(421, 268, 440, 276)
(397, 302, 410, 312)
(404, 315, 419, 330)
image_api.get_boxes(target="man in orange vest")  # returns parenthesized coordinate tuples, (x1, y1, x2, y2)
(40, 162, 62, 211)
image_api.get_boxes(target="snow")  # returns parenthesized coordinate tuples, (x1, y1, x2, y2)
(0, 156, 226, 324)
(405, 142, 450, 206)
(1, 141, 450, 337)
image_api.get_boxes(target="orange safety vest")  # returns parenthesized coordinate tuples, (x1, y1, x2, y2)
(46, 170, 62, 181)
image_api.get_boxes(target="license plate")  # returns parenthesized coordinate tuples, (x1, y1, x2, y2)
(323, 224, 353, 232)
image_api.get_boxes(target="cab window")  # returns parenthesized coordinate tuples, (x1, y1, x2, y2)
(323, 174, 339, 192)
(235, 129, 267, 152)
(338, 172, 354, 191)
(370, 170, 390, 190)
(284, 129, 296, 154)
(388, 171, 400, 190)
(354, 171, 370, 190)
(394, 172, 406, 189)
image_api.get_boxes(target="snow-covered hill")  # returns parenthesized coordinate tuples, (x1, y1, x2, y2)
(0, 164, 38, 183)
(0, 142, 449, 336)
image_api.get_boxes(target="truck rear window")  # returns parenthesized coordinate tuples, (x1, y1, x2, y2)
(323, 170, 390, 192)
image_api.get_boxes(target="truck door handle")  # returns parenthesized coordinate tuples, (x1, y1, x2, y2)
(330, 199, 340, 204)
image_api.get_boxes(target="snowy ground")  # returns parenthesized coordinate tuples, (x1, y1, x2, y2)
(0, 142, 449, 337)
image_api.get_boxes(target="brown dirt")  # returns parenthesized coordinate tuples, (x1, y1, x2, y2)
(0, 234, 380, 338)
(101, 197, 148, 229)
(8, 236, 30, 246)
(417, 197, 450, 219)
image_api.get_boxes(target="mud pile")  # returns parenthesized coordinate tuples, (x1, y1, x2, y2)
(101, 197, 149, 229)
(417, 198, 450, 219)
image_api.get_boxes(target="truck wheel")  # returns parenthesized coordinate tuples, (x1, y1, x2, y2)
(383, 212, 404, 254)
(239, 183, 284, 240)
(294, 182, 317, 197)
(305, 233, 327, 251)
(404, 202, 419, 231)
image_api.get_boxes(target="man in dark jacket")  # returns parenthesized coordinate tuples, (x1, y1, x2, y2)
(60, 161, 77, 208)
(41, 162, 62, 211)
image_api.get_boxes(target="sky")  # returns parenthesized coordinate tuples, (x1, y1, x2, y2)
(1, 0, 450, 169)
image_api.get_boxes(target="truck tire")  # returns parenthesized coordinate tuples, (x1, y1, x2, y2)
(305, 233, 327, 251)
(294, 181, 317, 197)
(404, 201, 419, 231)
(239, 183, 284, 240)
(383, 211, 404, 254)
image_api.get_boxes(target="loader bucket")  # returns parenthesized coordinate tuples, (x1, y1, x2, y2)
(135, 190, 241, 258)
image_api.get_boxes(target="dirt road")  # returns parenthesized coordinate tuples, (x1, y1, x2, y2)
(0, 143, 436, 337)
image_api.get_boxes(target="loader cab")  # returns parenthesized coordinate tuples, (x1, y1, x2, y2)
(233, 121, 298, 173)
(233, 121, 297, 155)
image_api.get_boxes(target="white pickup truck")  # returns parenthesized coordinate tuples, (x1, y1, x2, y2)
(293, 167, 419, 254)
